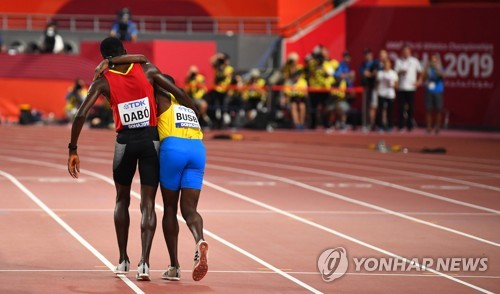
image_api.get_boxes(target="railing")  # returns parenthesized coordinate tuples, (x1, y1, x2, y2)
(0, 13, 279, 35)
(280, 0, 335, 37)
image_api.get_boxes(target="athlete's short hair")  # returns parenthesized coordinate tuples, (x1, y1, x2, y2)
(100, 37, 126, 58)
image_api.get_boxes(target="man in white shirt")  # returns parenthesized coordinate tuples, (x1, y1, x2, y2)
(376, 59, 398, 131)
(395, 45, 422, 132)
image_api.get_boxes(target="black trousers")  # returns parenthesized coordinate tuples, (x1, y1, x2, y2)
(377, 96, 394, 130)
(207, 90, 227, 129)
(397, 90, 415, 130)
(309, 92, 330, 129)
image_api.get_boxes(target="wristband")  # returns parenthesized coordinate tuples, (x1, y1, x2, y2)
(106, 56, 115, 69)
(68, 143, 77, 151)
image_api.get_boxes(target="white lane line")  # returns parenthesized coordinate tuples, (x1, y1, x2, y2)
(228, 181, 277, 186)
(209, 148, 500, 192)
(0, 170, 144, 294)
(0, 208, 497, 216)
(5, 154, 498, 243)
(325, 183, 373, 188)
(3, 157, 321, 294)
(208, 141, 500, 172)
(208, 156, 500, 215)
(197, 210, 497, 216)
(208, 164, 500, 247)
(4, 155, 499, 238)
(0, 269, 498, 279)
(4, 145, 500, 194)
(4, 134, 500, 167)
(0, 176, 87, 183)
(421, 185, 470, 190)
(201, 180, 494, 294)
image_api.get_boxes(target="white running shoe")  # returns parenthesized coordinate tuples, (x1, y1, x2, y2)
(161, 266, 181, 281)
(114, 260, 130, 275)
(136, 262, 151, 281)
(192, 240, 208, 281)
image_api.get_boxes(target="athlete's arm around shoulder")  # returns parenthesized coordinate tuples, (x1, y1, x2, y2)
(94, 54, 149, 80)
(141, 63, 200, 117)
(67, 77, 109, 179)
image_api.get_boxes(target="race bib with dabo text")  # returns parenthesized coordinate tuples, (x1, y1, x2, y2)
(118, 97, 151, 129)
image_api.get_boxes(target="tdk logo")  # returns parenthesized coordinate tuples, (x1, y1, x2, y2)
(123, 100, 146, 109)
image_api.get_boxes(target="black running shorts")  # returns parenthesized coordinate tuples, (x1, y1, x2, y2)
(113, 126, 160, 187)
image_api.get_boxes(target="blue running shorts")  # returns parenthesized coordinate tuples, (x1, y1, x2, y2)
(159, 137, 206, 191)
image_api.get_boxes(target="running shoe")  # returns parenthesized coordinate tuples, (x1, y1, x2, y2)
(192, 240, 208, 281)
(161, 266, 181, 281)
(114, 260, 130, 275)
(136, 261, 151, 281)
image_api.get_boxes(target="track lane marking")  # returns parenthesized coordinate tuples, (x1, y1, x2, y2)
(0, 269, 498, 279)
(208, 156, 500, 214)
(209, 149, 500, 192)
(0, 170, 144, 294)
(207, 163, 500, 247)
(200, 180, 494, 293)
(1, 157, 322, 294)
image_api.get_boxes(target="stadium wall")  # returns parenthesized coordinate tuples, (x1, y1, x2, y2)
(346, 6, 500, 129)
(0, 40, 216, 120)
(284, 4, 499, 129)
(0, 30, 278, 71)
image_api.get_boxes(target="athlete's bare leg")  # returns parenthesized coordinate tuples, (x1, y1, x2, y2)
(180, 188, 204, 243)
(161, 187, 180, 267)
(114, 183, 131, 263)
(139, 185, 157, 266)
(161, 187, 204, 268)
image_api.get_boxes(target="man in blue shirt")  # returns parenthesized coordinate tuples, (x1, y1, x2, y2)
(359, 48, 379, 131)
(421, 53, 445, 134)
(332, 51, 355, 131)
(335, 51, 355, 88)
(110, 8, 138, 42)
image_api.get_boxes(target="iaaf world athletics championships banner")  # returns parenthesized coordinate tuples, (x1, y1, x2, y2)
(346, 6, 500, 128)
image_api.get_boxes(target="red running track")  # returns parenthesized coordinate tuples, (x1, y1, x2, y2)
(0, 126, 499, 293)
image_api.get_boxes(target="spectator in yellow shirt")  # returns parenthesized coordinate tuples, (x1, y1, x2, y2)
(282, 52, 304, 80)
(306, 45, 338, 129)
(65, 79, 88, 122)
(242, 69, 266, 121)
(284, 70, 308, 130)
(184, 66, 209, 128)
(208, 53, 234, 129)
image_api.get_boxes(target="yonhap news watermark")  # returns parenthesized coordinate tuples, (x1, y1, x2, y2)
(317, 247, 488, 282)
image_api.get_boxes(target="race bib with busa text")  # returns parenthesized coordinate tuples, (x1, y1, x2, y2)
(117, 97, 151, 129)
(174, 105, 201, 129)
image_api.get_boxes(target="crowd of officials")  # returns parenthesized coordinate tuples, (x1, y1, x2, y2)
(181, 44, 445, 134)
(62, 43, 445, 134)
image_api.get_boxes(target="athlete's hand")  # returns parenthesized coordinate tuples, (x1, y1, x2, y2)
(93, 59, 109, 81)
(68, 151, 80, 179)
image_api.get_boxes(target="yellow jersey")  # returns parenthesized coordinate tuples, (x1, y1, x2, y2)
(214, 65, 234, 93)
(185, 74, 206, 100)
(307, 59, 338, 88)
(157, 96, 203, 142)
(242, 78, 266, 101)
(331, 79, 348, 99)
(282, 63, 304, 80)
(284, 77, 308, 98)
(65, 87, 88, 111)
